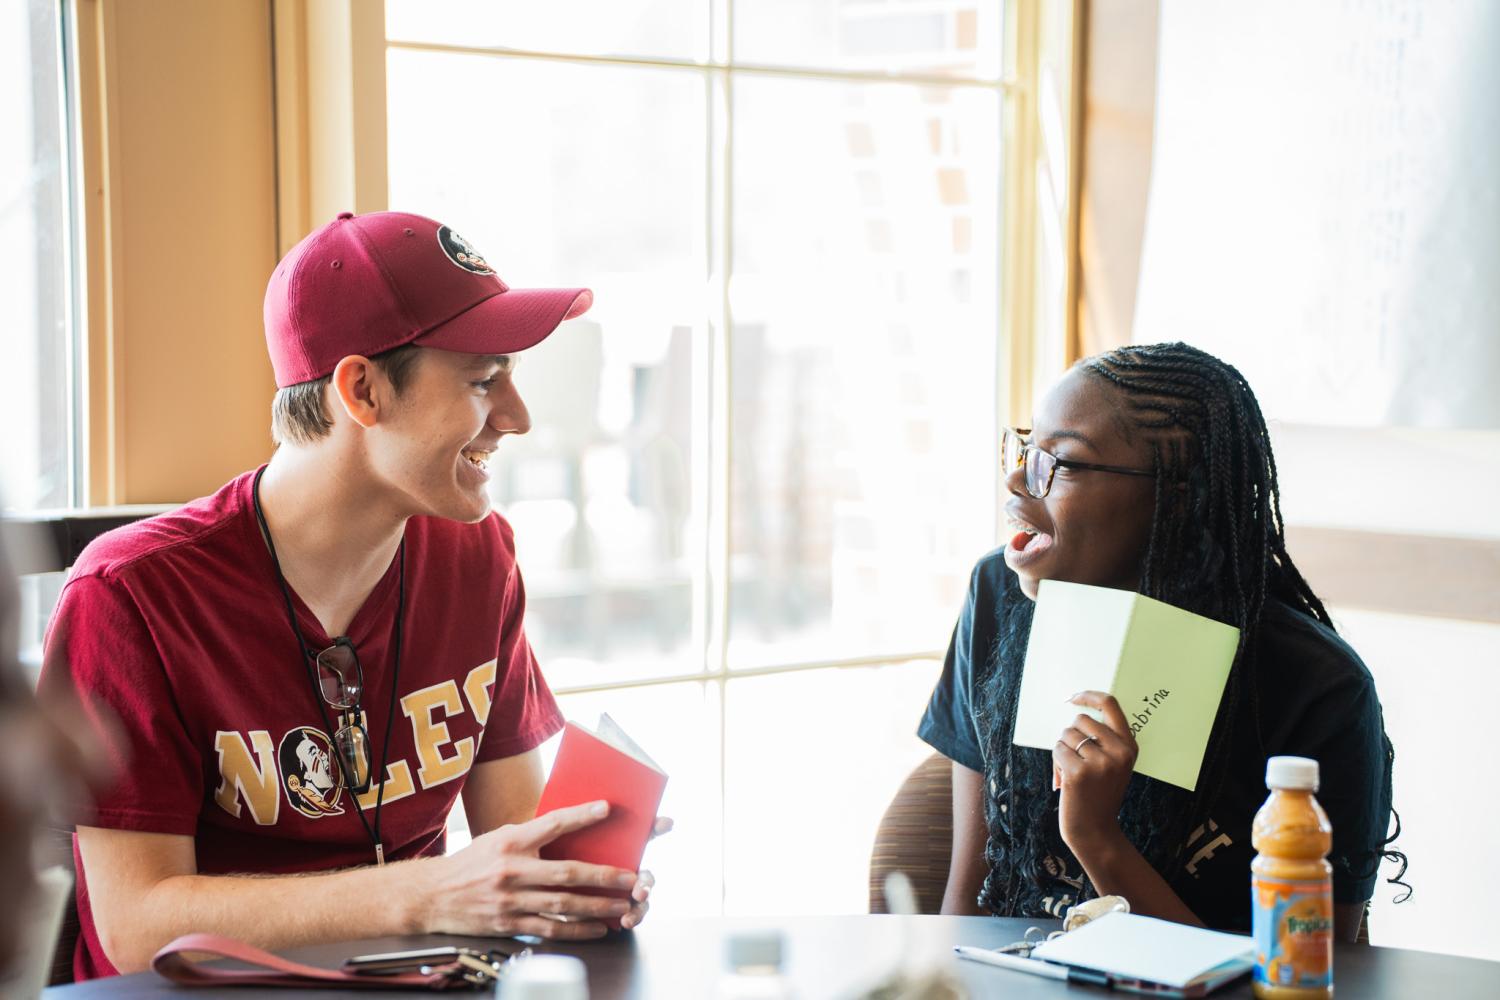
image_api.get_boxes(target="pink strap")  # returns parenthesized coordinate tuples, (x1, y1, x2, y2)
(151, 933, 459, 990)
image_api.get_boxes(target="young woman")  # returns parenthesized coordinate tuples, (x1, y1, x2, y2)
(919, 342, 1404, 938)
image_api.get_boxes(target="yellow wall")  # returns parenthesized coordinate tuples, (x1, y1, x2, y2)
(77, 0, 279, 504)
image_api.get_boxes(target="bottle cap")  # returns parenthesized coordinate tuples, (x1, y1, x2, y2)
(503, 954, 589, 1000)
(725, 929, 784, 971)
(1265, 755, 1319, 791)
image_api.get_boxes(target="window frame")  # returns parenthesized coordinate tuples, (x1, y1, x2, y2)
(376, 1, 1088, 913)
(376, 0, 1084, 698)
(18, 0, 1089, 913)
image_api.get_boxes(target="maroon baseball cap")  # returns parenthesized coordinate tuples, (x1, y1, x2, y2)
(264, 210, 592, 387)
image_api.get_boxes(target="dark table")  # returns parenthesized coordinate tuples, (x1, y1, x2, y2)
(45, 915, 1500, 998)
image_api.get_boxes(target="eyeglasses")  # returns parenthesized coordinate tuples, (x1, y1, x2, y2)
(1003, 427, 1155, 499)
(314, 637, 372, 794)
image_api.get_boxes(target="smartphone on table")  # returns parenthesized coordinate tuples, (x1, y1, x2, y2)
(342, 943, 529, 980)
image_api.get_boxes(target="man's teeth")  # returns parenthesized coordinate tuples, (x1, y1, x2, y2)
(462, 450, 490, 470)
(1007, 518, 1039, 535)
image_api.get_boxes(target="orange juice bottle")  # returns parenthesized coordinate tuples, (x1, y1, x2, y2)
(1251, 756, 1334, 998)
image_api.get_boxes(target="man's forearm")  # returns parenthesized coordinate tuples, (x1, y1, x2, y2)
(101, 858, 434, 974)
(91, 798, 647, 973)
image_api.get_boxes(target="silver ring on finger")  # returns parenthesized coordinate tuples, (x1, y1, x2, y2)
(1074, 735, 1098, 755)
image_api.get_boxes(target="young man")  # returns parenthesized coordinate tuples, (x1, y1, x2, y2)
(40, 211, 658, 980)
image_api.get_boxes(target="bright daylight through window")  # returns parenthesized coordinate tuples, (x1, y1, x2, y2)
(2, 0, 78, 677)
(2, 0, 76, 516)
(385, 0, 1012, 915)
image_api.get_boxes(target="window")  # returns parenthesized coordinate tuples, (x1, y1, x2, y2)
(3, 0, 81, 676)
(387, 0, 1028, 914)
(1, 0, 80, 514)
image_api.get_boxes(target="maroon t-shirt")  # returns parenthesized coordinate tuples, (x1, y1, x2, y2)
(40, 469, 564, 980)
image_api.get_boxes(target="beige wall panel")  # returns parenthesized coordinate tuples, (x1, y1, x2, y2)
(1076, 0, 1158, 358)
(110, 0, 277, 502)
(272, 0, 389, 252)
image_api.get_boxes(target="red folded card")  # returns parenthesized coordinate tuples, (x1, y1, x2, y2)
(535, 715, 668, 912)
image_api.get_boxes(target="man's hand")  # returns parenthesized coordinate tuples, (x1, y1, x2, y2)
(424, 801, 651, 939)
(1052, 690, 1137, 858)
(618, 815, 673, 930)
(73, 806, 666, 972)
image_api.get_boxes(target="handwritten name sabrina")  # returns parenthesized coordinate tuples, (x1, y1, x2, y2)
(1129, 689, 1171, 735)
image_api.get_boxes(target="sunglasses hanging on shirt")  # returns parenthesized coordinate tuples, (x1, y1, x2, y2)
(252, 467, 405, 866)
(314, 637, 374, 794)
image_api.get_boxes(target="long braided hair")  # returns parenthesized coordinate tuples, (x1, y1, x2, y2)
(974, 341, 1406, 916)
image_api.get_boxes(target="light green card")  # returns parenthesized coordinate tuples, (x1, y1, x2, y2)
(1012, 580, 1240, 791)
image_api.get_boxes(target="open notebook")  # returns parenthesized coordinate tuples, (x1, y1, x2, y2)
(1013, 580, 1240, 791)
(1030, 913, 1254, 997)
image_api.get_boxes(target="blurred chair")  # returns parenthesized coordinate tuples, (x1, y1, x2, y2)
(3, 508, 164, 986)
(868, 752, 953, 914)
(42, 829, 78, 987)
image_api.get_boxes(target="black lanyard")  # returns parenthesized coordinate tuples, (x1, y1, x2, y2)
(251, 466, 404, 866)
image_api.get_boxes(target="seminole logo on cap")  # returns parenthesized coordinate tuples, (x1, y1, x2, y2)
(437, 225, 495, 276)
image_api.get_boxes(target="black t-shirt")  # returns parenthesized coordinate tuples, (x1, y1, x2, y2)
(918, 548, 1392, 931)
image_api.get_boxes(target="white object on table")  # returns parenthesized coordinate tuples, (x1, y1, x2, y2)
(503, 953, 590, 1000)
(715, 929, 794, 1000)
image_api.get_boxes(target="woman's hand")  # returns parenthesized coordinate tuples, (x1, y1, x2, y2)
(1052, 690, 1137, 858)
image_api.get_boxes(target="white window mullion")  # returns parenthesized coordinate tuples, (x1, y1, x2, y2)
(711, 3, 736, 915)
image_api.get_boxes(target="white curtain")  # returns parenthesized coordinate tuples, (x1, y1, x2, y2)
(1134, 0, 1500, 429)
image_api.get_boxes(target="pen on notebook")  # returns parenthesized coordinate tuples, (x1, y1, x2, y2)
(953, 946, 1110, 986)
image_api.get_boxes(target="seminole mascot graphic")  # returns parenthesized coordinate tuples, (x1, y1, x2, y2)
(437, 225, 495, 276)
(278, 726, 345, 817)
